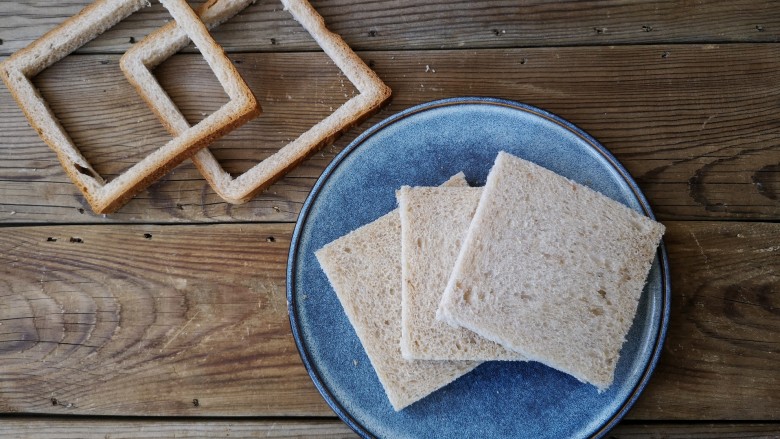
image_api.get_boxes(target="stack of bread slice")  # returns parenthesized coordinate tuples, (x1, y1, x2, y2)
(317, 151, 665, 411)
(316, 173, 481, 411)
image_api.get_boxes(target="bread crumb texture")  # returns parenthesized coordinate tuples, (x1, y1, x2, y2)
(398, 186, 524, 361)
(440, 151, 664, 390)
(315, 174, 478, 411)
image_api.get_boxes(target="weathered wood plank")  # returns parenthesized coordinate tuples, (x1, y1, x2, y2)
(0, 223, 329, 415)
(1, 0, 779, 56)
(0, 221, 776, 418)
(0, 419, 777, 439)
(630, 222, 780, 420)
(611, 423, 780, 438)
(1, 44, 778, 223)
(0, 418, 358, 438)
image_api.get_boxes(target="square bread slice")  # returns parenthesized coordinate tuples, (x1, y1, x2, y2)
(0, 0, 259, 213)
(121, 0, 391, 204)
(397, 186, 525, 361)
(438, 151, 665, 391)
(315, 174, 479, 411)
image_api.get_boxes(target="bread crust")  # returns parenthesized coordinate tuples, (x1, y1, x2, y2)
(0, 0, 260, 213)
(120, 0, 391, 204)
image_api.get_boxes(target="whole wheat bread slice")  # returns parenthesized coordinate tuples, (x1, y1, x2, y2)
(0, 0, 259, 213)
(121, 0, 391, 204)
(315, 174, 479, 411)
(438, 152, 665, 391)
(397, 186, 525, 361)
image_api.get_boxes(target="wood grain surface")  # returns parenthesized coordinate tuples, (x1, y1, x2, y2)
(0, 419, 358, 439)
(2, 44, 779, 223)
(1, 0, 779, 56)
(632, 222, 779, 420)
(0, 221, 776, 418)
(0, 419, 777, 439)
(2, 0, 779, 436)
(0, 223, 323, 415)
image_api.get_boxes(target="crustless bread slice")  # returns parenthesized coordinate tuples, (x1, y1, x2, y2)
(438, 152, 665, 390)
(397, 186, 525, 361)
(121, 0, 391, 204)
(315, 174, 479, 411)
(0, 0, 259, 213)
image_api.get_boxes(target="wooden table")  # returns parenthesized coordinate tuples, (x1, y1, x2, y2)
(1, 1, 778, 437)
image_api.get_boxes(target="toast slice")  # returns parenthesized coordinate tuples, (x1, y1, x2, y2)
(0, 0, 259, 214)
(397, 186, 525, 361)
(315, 174, 479, 411)
(121, 0, 392, 204)
(438, 152, 665, 391)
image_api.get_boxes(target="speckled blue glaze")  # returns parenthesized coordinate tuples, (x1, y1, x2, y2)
(287, 97, 671, 439)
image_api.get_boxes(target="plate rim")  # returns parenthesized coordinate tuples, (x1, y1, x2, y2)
(286, 96, 671, 439)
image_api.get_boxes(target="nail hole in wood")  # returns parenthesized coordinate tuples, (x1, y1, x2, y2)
(77, 208, 85, 214)
(47, 237, 57, 242)
(51, 398, 57, 406)
(144, 233, 152, 240)
(192, 398, 199, 407)
(266, 236, 275, 243)
(129, 36, 136, 44)
(69, 237, 83, 243)
(368, 30, 378, 37)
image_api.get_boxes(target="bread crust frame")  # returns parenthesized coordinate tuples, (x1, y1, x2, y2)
(0, 0, 260, 213)
(121, 0, 392, 204)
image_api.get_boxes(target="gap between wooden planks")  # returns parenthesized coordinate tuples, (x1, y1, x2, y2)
(1, 0, 779, 56)
(0, 45, 778, 223)
(0, 221, 776, 419)
(0, 418, 777, 438)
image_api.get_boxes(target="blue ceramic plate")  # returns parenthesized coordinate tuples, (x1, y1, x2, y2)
(287, 97, 670, 439)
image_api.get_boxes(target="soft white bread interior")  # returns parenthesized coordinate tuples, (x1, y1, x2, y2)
(438, 152, 665, 390)
(397, 186, 525, 361)
(315, 174, 479, 411)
